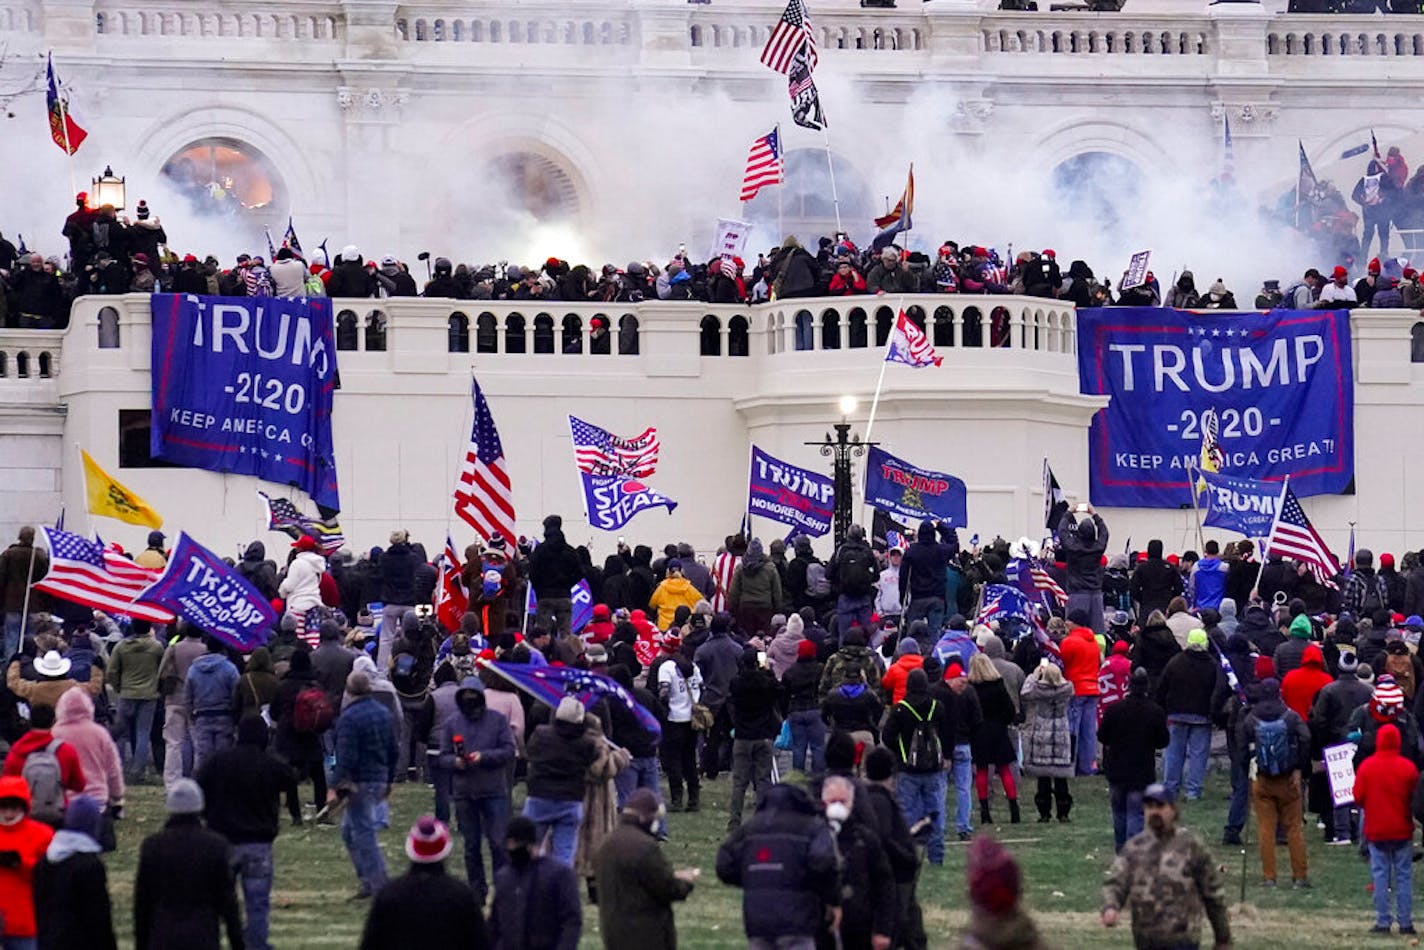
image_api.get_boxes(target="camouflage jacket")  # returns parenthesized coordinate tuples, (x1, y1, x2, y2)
(1101, 825, 1230, 949)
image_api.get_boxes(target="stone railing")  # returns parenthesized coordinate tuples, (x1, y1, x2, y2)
(93, 1, 343, 40)
(1266, 17, 1424, 57)
(980, 13, 1210, 55)
(0, 330, 61, 380)
(394, 8, 633, 45)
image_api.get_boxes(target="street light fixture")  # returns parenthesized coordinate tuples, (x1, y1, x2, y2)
(91, 165, 126, 210)
(808, 397, 876, 547)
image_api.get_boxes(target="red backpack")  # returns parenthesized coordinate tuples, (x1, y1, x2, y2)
(293, 686, 335, 734)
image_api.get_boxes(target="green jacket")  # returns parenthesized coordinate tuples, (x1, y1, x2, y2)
(108, 634, 166, 700)
(729, 560, 783, 612)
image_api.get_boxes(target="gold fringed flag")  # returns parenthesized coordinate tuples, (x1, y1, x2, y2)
(81, 450, 162, 528)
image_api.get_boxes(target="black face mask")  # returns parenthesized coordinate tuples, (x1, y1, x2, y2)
(507, 846, 532, 868)
(458, 695, 486, 718)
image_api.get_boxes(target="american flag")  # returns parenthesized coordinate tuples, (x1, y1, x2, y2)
(760, 0, 817, 75)
(975, 584, 1033, 626)
(569, 415, 660, 478)
(740, 127, 783, 203)
(259, 491, 345, 555)
(1266, 484, 1339, 589)
(1006, 556, 1067, 607)
(885, 309, 942, 368)
(454, 379, 516, 545)
(34, 527, 174, 623)
(1220, 116, 1234, 183)
(1199, 409, 1224, 474)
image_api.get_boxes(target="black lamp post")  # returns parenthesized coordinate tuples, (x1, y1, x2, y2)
(807, 397, 875, 548)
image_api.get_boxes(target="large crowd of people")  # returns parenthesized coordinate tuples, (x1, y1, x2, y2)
(6, 157, 1424, 335)
(3, 504, 1424, 947)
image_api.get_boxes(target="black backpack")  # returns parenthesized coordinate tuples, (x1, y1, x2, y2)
(1361, 575, 1387, 615)
(897, 700, 943, 771)
(837, 545, 876, 597)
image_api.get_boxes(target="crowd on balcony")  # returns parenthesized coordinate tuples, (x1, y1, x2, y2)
(4, 187, 1424, 333)
(1287, 1, 1424, 11)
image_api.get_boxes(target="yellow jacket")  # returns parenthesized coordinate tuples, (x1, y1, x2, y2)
(648, 576, 703, 631)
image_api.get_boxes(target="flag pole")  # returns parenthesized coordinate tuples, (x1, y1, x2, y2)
(1252, 475, 1291, 600)
(53, 58, 79, 202)
(1186, 459, 1206, 552)
(820, 128, 843, 235)
(776, 123, 785, 239)
(862, 293, 904, 450)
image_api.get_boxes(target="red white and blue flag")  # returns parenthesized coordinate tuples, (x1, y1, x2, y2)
(454, 379, 516, 545)
(740, 127, 784, 202)
(569, 415, 660, 478)
(35, 528, 173, 623)
(760, 0, 817, 75)
(1266, 484, 1339, 588)
(46, 54, 86, 156)
(436, 535, 468, 633)
(886, 309, 942, 368)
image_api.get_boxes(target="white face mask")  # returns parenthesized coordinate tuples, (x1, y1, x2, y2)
(825, 802, 851, 824)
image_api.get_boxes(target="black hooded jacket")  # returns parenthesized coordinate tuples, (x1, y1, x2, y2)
(1057, 512, 1108, 592)
(528, 521, 584, 599)
(237, 541, 279, 600)
(1130, 542, 1183, 618)
(899, 521, 959, 602)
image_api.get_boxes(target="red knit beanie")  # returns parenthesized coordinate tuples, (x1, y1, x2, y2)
(797, 639, 817, 660)
(1253, 655, 1275, 682)
(967, 835, 1021, 916)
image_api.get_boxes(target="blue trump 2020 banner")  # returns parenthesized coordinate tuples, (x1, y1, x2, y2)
(150, 295, 340, 511)
(865, 446, 968, 527)
(1077, 308, 1353, 508)
(1198, 470, 1280, 538)
(748, 446, 834, 538)
(137, 532, 278, 651)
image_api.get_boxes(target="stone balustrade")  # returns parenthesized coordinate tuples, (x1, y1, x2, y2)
(0, 330, 61, 381)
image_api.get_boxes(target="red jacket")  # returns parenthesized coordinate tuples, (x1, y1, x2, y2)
(1, 730, 86, 796)
(0, 776, 55, 938)
(882, 654, 925, 704)
(1281, 643, 1333, 720)
(1059, 626, 1102, 697)
(1355, 723, 1420, 843)
(1097, 648, 1132, 719)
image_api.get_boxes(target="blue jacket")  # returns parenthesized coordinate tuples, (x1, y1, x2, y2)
(1190, 557, 1229, 611)
(334, 696, 397, 785)
(184, 652, 239, 716)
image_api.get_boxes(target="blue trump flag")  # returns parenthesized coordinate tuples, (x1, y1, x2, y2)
(581, 474, 677, 531)
(1197, 470, 1280, 538)
(526, 579, 595, 633)
(748, 446, 834, 538)
(864, 445, 968, 527)
(136, 532, 278, 651)
(150, 294, 340, 511)
(484, 661, 662, 739)
(1076, 307, 1353, 507)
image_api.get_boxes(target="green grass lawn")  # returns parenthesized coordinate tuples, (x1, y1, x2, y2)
(98, 769, 1404, 948)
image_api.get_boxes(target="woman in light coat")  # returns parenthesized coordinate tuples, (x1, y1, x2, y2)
(1020, 661, 1074, 823)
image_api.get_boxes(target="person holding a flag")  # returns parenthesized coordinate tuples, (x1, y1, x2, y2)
(1, 526, 49, 660)
(1057, 505, 1109, 635)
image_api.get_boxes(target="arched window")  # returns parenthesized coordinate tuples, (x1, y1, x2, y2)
(560, 314, 582, 353)
(963, 307, 984, 348)
(38, 352, 53, 378)
(476, 313, 498, 353)
(0, 352, 7, 377)
(532, 314, 555, 354)
(933, 306, 954, 347)
(618, 314, 639, 355)
(160, 138, 287, 226)
(700, 315, 721, 356)
(875, 307, 894, 347)
(336, 310, 359, 350)
(16, 352, 30, 378)
(1412, 322, 1424, 363)
(364, 311, 387, 351)
(819, 310, 839, 350)
(1052, 152, 1145, 232)
(848, 308, 868, 349)
(505, 314, 526, 353)
(484, 151, 581, 224)
(98, 306, 121, 349)
(741, 150, 872, 240)
(448, 312, 470, 353)
(728, 316, 749, 357)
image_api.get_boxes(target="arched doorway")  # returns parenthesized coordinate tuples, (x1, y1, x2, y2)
(741, 149, 871, 241)
(1050, 152, 1144, 231)
(160, 138, 287, 221)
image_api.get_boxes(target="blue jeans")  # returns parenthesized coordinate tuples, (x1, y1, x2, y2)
(1109, 784, 1144, 853)
(1066, 696, 1099, 776)
(950, 744, 973, 834)
(523, 797, 583, 867)
(231, 842, 274, 950)
(896, 770, 947, 865)
(1225, 752, 1250, 838)
(789, 710, 826, 774)
(1164, 721, 1212, 799)
(190, 714, 234, 774)
(1371, 841, 1414, 929)
(615, 756, 664, 836)
(3, 937, 38, 950)
(428, 755, 451, 824)
(904, 597, 945, 643)
(114, 697, 158, 775)
(341, 782, 390, 892)
(2, 612, 23, 661)
(835, 595, 873, 640)
(455, 795, 509, 901)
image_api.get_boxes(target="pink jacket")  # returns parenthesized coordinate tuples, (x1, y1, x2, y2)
(51, 688, 124, 808)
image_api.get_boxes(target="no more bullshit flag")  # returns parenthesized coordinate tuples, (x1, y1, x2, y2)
(747, 446, 834, 538)
(1076, 307, 1353, 508)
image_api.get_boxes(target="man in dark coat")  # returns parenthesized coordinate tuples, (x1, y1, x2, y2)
(716, 783, 841, 948)
(726, 649, 780, 831)
(438, 676, 516, 902)
(819, 774, 896, 950)
(236, 542, 279, 601)
(488, 815, 582, 950)
(196, 715, 298, 950)
(1130, 540, 1183, 621)
(527, 516, 584, 637)
(326, 246, 374, 298)
(1099, 668, 1170, 852)
(1058, 507, 1109, 633)
(1, 525, 49, 659)
(359, 817, 485, 950)
(593, 788, 697, 949)
(34, 795, 117, 950)
(898, 521, 959, 640)
(378, 531, 420, 670)
(133, 778, 245, 950)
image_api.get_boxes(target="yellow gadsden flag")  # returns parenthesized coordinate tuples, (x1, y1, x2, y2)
(81, 450, 163, 528)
